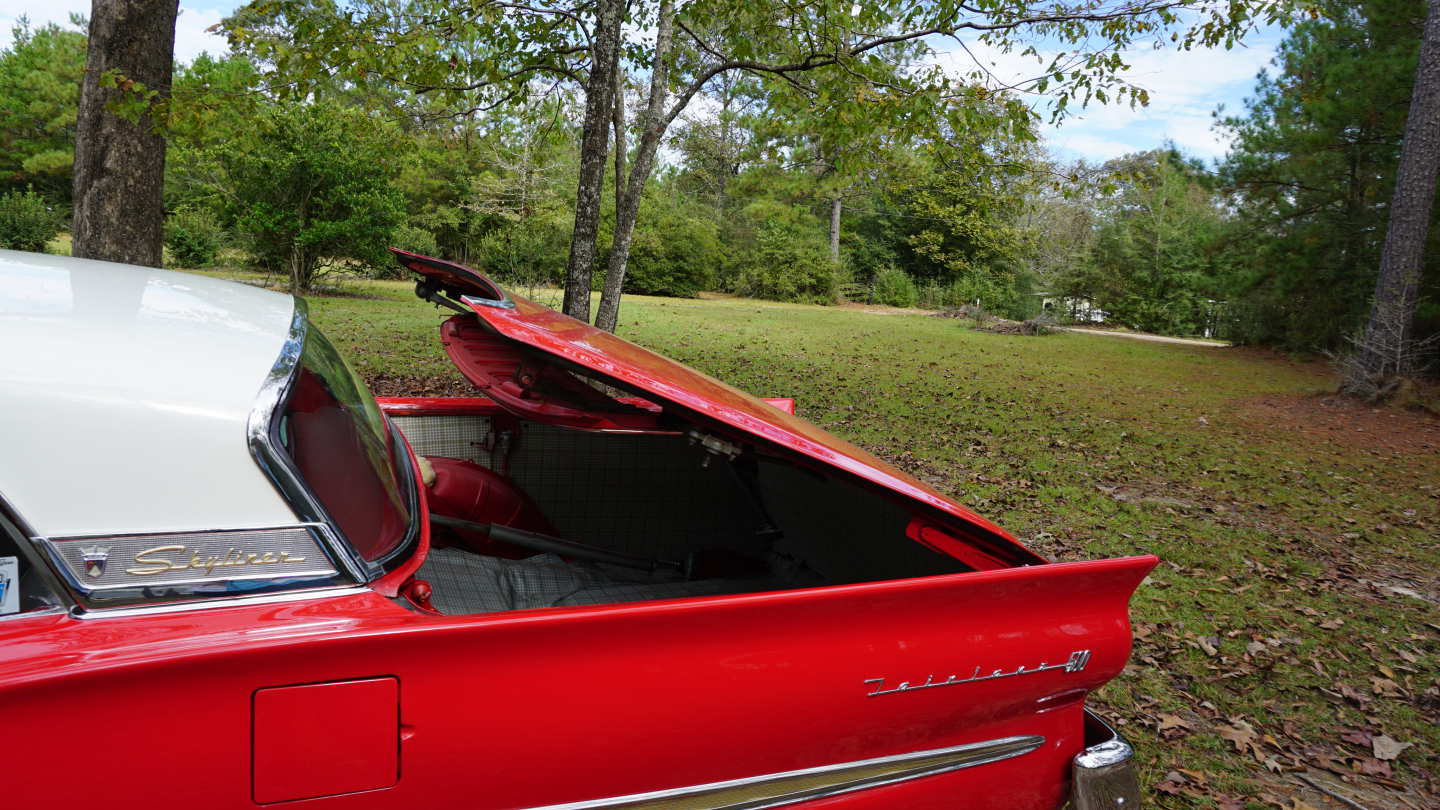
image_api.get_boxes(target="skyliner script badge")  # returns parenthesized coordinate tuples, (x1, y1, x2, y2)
(125, 544, 309, 576)
(864, 649, 1092, 697)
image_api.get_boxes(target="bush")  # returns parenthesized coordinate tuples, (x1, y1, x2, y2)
(732, 223, 839, 304)
(620, 210, 718, 297)
(382, 224, 440, 276)
(872, 266, 918, 307)
(0, 189, 62, 251)
(471, 211, 572, 290)
(164, 208, 223, 267)
(219, 102, 406, 291)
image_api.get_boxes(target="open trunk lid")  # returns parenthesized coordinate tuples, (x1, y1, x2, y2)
(397, 249, 1049, 569)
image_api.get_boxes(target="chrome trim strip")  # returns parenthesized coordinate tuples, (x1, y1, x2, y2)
(526, 735, 1045, 810)
(460, 292, 516, 311)
(70, 585, 369, 619)
(245, 297, 424, 583)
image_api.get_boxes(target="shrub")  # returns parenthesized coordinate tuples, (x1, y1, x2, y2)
(872, 266, 918, 308)
(219, 102, 406, 291)
(382, 224, 440, 276)
(164, 208, 224, 267)
(0, 189, 62, 252)
(732, 223, 839, 304)
(471, 211, 572, 290)
(620, 210, 718, 297)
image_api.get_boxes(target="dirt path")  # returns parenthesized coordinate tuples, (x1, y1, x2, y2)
(1062, 327, 1229, 347)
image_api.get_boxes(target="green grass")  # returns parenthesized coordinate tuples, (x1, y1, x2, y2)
(203, 272, 1440, 808)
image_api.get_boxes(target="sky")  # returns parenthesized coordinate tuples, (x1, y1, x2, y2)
(1, 2, 1282, 166)
(935, 25, 1284, 164)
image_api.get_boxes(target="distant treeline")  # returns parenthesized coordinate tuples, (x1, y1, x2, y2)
(1, 0, 1436, 352)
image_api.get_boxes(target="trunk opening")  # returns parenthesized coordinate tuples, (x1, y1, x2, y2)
(390, 408, 976, 616)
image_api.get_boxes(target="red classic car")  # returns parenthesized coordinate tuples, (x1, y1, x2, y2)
(0, 247, 1154, 809)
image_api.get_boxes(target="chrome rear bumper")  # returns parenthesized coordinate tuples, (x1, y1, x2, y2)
(1071, 710, 1142, 809)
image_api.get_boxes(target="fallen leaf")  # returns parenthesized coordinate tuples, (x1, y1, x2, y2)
(1372, 735, 1413, 761)
(1339, 728, 1372, 746)
(1370, 677, 1406, 697)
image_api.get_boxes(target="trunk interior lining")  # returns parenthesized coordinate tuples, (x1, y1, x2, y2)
(393, 413, 967, 616)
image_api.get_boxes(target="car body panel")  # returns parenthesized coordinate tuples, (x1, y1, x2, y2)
(0, 249, 299, 537)
(0, 552, 1153, 809)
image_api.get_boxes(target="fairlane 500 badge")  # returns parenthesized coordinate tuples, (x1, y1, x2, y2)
(126, 544, 309, 576)
(864, 649, 1092, 697)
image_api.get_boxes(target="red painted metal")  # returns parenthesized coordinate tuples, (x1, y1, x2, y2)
(0, 553, 1155, 809)
(440, 315, 668, 432)
(391, 247, 505, 300)
(456, 292, 1042, 566)
(425, 457, 557, 556)
(377, 395, 799, 416)
(253, 676, 399, 803)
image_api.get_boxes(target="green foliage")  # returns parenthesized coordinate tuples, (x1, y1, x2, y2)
(389, 224, 439, 263)
(164, 207, 224, 267)
(0, 189, 63, 251)
(166, 54, 264, 215)
(1217, 0, 1440, 350)
(470, 210, 573, 290)
(0, 20, 86, 201)
(872, 266, 918, 307)
(733, 221, 840, 304)
(1058, 149, 1229, 336)
(620, 204, 720, 298)
(217, 102, 407, 291)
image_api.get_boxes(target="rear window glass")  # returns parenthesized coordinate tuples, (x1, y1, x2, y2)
(278, 328, 410, 562)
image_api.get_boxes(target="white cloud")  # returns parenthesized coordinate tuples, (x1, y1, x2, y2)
(174, 5, 229, 63)
(933, 26, 1279, 164)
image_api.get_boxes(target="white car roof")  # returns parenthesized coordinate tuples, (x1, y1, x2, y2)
(0, 250, 301, 538)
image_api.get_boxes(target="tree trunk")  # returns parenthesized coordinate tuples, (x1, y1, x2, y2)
(829, 196, 842, 261)
(593, 0, 674, 333)
(71, 0, 179, 267)
(561, 0, 623, 322)
(1345, 0, 1440, 390)
(613, 69, 627, 220)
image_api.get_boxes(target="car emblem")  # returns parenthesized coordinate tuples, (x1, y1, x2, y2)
(79, 545, 111, 578)
(864, 649, 1093, 697)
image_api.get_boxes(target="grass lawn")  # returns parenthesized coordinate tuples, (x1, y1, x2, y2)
(216, 271, 1440, 809)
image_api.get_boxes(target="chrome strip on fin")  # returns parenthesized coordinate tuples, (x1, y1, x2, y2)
(528, 735, 1044, 810)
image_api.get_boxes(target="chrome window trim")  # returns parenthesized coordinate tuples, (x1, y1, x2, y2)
(1, 490, 77, 615)
(526, 735, 1045, 810)
(245, 297, 423, 584)
(246, 298, 370, 584)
